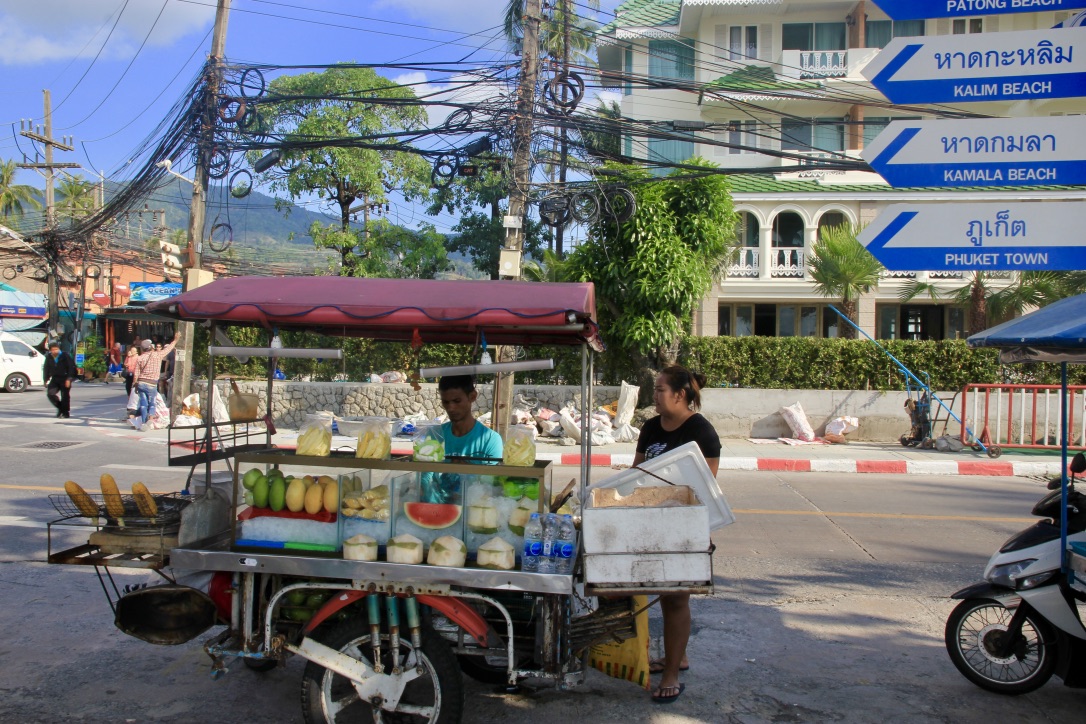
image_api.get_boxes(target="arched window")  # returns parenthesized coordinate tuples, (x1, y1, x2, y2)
(817, 211, 845, 240)
(772, 212, 804, 247)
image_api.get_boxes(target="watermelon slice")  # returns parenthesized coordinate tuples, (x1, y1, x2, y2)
(403, 502, 462, 529)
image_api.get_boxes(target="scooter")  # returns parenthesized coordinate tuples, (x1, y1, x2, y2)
(944, 451, 1086, 694)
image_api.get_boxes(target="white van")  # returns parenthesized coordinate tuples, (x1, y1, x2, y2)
(0, 331, 45, 392)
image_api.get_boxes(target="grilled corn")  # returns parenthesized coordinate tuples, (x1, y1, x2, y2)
(64, 481, 99, 518)
(131, 482, 158, 517)
(100, 473, 126, 518)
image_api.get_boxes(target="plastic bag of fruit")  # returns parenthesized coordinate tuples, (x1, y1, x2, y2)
(503, 424, 537, 466)
(296, 413, 332, 457)
(355, 417, 393, 459)
(412, 424, 445, 462)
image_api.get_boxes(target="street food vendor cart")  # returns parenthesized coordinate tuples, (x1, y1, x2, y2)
(46, 277, 718, 723)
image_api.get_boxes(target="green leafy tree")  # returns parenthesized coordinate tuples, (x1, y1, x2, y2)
(0, 159, 41, 219)
(254, 65, 432, 275)
(56, 175, 96, 221)
(807, 223, 883, 339)
(522, 248, 566, 282)
(563, 160, 739, 392)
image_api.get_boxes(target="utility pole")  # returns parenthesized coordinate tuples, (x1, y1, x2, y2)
(171, 0, 231, 418)
(493, 0, 542, 443)
(18, 90, 79, 350)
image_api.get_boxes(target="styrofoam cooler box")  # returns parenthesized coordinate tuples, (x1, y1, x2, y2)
(583, 552, 712, 589)
(583, 486, 710, 554)
(592, 442, 736, 530)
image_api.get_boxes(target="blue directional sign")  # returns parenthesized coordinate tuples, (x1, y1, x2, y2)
(871, 0, 1086, 21)
(863, 28, 1086, 104)
(858, 202, 1086, 271)
(863, 116, 1086, 188)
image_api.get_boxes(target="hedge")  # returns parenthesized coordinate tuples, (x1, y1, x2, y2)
(191, 327, 1085, 391)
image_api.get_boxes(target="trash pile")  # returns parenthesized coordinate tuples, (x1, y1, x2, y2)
(505, 381, 641, 447)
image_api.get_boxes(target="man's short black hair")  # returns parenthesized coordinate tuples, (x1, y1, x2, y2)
(48, 341, 60, 350)
(438, 375, 475, 394)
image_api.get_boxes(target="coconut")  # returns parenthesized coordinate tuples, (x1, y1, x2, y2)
(427, 535, 467, 568)
(476, 536, 516, 570)
(343, 533, 378, 561)
(467, 499, 499, 534)
(507, 497, 535, 536)
(386, 534, 424, 564)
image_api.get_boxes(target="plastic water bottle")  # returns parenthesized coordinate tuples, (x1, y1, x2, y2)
(538, 513, 559, 573)
(522, 513, 543, 572)
(554, 514, 576, 575)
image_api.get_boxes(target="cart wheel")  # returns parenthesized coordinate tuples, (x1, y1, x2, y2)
(971, 444, 984, 452)
(300, 620, 462, 723)
(987, 445, 1002, 459)
(244, 657, 278, 672)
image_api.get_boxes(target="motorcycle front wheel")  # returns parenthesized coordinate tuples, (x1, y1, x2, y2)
(944, 597, 1056, 695)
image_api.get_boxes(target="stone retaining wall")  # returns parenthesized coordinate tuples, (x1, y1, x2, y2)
(192, 380, 621, 429)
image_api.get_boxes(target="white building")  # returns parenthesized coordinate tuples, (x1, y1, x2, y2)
(597, 0, 1085, 340)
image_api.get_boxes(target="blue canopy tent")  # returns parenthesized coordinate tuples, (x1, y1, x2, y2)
(968, 293, 1086, 573)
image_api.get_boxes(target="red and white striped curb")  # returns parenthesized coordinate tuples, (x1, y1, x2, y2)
(535, 452, 1061, 477)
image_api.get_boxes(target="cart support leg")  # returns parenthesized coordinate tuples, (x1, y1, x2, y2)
(385, 595, 401, 674)
(367, 593, 383, 674)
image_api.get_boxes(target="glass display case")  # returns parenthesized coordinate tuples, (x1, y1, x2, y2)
(231, 451, 552, 566)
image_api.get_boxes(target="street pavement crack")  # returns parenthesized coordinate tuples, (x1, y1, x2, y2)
(777, 476, 877, 560)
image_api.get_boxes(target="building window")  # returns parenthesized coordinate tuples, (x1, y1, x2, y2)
(720, 304, 833, 337)
(624, 47, 633, 95)
(783, 22, 846, 51)
(878, 305, 898, 340)
(736, 305, 753, 336)
(953, 18, 983, 34)
(779, 305, 797, 337)
(800, 306, 819, 337)
(718, 121, 758, 155)
(729, 25, 758, 60)
(864, 116, 890, 146)
(823, 307, 841, 338)
(648, 133, 695, 175)
(648, 39, 695, 80)
(739, 211, 759, 247)
(818, 212, 845, 240)
(947, 307, 966, 340)
(781, 118, 845, 154)
(772, 212, 804, 247)
(865, 19, 925, 48)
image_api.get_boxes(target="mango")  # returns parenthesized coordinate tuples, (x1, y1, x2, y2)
(323, 481, 339, 513)
(303, 482, 324, 515)
(269, 477, 286, 512)
(285, 478, 307, 513)
(252, 477, 270, 508)
(317, 474, 336, 487)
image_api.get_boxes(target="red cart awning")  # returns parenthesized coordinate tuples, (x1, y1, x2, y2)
(145, 276, 603, 350)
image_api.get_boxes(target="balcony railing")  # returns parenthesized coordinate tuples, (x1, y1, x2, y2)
(880, 270, 917, 279)
(797, 50, 848, 78)
(771, 247, 804, 278)
(727, 248, 759, 278)
(929, 271, 965, 279)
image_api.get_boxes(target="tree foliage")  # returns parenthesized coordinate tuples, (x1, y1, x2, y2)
(0, 159, 41, 219)
(806, 223, 883, 339)
(563, 160, 739, 383)
(254, 66, 432, 274)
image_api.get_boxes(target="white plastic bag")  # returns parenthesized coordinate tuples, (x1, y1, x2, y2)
(612, 381, 640, 443)
(780, 402, 816, 442)
(825, 416, 859, 436)
(297, 413, 333, 456)
(503, 424, 537, 466)
(380, 370, 406, 383)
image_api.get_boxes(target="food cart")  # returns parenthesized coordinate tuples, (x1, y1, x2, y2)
(46, 276, 717, 723)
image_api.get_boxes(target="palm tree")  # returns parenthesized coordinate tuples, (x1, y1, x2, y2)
(56, 175, 97, 221)
(901, 270, 1080, 336)
(807, 223, 883, 339)
(521, 248, 565, 282)
(0, 159, 41, 219)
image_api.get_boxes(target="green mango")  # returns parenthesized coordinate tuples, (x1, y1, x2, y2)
(269, 477, 287, 512)
(242, 468, 264, 490)
(286, 590, 308, 606)
(251, 477, 270, 508)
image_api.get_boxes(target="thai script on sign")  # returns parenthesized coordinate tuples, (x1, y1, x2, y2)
(936, 39, 1073, 70)
(941, 134, 1057, 154)
(966, 209, 1026, 247)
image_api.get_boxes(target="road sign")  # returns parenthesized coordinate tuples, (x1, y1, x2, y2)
(863, 115, 1086, 188)
(858, 202, 1086, 271)
(863, 28, 1086, 104)
(870, 1, 1086, 21)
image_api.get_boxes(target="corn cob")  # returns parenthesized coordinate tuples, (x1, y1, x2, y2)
(100, 473, 126, 519)
(64, 481, 99, 518)
(131, 482, 158, 517)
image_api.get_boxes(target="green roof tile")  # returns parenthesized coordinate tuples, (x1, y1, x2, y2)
(600, 0, 680, 35)
(703, 65, 820, 93)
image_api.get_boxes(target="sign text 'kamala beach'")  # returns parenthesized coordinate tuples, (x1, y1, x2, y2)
(857, 202, 1086, 271)
(863, 116, 1086, 187)
(863, 28, 1086, 104)
(870, 1, 1086, 22)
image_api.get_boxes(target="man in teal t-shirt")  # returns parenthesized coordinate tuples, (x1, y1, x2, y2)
(421, 375, 503, 502)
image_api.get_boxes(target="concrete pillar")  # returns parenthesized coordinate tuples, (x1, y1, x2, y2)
(692, 288, 719, 336)
(758, 222, 773, 279)
(857, 292, 877, 338)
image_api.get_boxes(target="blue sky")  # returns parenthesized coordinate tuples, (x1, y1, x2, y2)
(1, 0, 620, 235)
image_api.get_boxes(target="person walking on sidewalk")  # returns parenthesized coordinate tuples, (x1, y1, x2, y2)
(44, 341, 76, 419)
(633, 365, 721, 705)
(132, 331, 179, 429)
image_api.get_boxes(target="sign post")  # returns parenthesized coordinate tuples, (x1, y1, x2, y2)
(863, 115, 1086, 188)
(858, 202, 1086, 271)
(862, 28, 1086, 104)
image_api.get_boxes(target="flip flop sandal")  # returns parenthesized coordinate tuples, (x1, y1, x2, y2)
(652, 683, 685, 704)
(649, 659, 689, 674)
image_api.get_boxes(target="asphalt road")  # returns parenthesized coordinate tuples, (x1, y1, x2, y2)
(0, 384, 1082, 723)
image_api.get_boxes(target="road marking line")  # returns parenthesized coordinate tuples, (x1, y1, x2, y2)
(732, 508, 1034, 523)
(0, 484, 67, 492)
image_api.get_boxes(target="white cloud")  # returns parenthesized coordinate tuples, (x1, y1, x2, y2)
(0, 0, 214, 65)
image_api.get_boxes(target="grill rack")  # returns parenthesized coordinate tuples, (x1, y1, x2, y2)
(48, 492, 190, 527)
